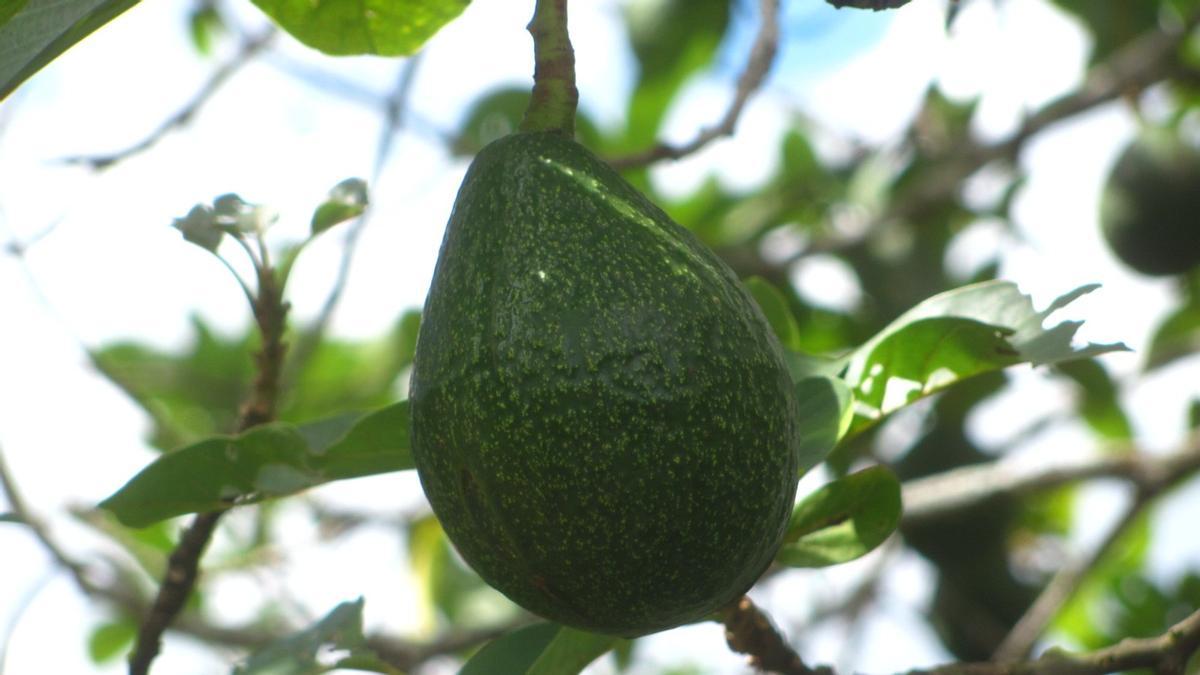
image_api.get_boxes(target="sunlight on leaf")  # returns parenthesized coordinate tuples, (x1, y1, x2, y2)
(794, 375, 853, 475)
(250, 0, 470, 56)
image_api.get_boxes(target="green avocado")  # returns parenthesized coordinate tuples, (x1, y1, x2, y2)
(409, 131, 800, 637)
(1101, 132, 1200, 277)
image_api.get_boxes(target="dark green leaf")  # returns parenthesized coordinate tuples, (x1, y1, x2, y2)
(234, 598, 394, 674)
(0, 0, 30, 28)
(250, 0, 469, 56)
(99, 401, 412, 528)
(460, 623, 561, 675)
(311, 178, 368, 235)
(526, 627, 617, 675)
(777, 465, 901, 568)
(793, 376, 853, 475)
(745, 276, 802, 351)
(87, 619, 136, 664)
(459, 623, 615, 675)
(0, 512, 22, 524)
(0, 0, 138, 101)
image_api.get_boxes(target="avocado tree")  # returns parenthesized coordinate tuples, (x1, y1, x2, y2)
(1, 0, 1200, 673)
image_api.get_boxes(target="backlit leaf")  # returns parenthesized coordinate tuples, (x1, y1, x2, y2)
(250, 0, 469, 56)
(234, 598, 394, 674)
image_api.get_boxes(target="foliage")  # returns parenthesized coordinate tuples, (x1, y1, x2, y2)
(3, 0, 1200, 673)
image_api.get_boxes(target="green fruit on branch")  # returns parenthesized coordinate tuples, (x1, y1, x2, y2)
(1101, 131, 1200, 277)
(409, 131, 800, 637)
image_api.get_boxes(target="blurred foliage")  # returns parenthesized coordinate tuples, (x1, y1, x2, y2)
(21, 0, 1197, 671)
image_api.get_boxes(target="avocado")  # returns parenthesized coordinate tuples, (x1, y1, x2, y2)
(1101, 131, 1200, 277)
(409, 131, 800, 636)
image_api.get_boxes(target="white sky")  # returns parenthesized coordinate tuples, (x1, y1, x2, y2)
(1, 0, 1199, 673)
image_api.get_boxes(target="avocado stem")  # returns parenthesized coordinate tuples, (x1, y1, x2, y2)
(520, 0, 578, 136)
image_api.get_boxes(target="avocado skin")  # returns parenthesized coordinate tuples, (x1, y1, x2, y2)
(1102, 135, 1200, 277)
(409, 132, 800, 636)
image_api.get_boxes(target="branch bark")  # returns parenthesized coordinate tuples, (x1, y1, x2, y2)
(127, 253, 290, 675)
(723, 595, 831, 675)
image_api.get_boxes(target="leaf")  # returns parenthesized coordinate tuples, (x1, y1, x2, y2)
(87, 619, 136, 664)
(311, 178, 368, 235)
(844, 281, 1128, 431)
(234, 598, 394, 674)
(100, 401, 412, 528)
(1055, 359, 1133, 441)
(793, 375, 853, 475)
(172, 204, 223, 253)
(777, 465, 901, 568)
(250, 0, 469, 57)
(460, 623, 560, 675)
(0, 0, 139, 101)
(459, 623, 616, 675)
(526, 627, 617, 675)
(745, 276, 802, 351)
(0, 512, 22, 524)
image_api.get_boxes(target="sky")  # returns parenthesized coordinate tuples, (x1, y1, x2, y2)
(1, 0, 1199, 673)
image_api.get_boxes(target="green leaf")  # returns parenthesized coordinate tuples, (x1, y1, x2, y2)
(87, 619, 137, 664)
(526, 627, 617, 675)
(844, 281, 1128, 431)
(0, 512, 22, 524)
(99, 401, 412, 528)
(408, 515, 490, 626)
(1055, 359, 1133, 441)
(0, 0, 139, 101)
(793, 376, 853, 475)
(459, 622, 615, 675)
(311, 178, 368, 235)
(234, 598, 395, 674)
(745, 276, 802, 351)
(460, 623, 560, 675)
(250, 0, 469, 56)
(1146, 290, 1200, 370)
(777, 466, 901, 568)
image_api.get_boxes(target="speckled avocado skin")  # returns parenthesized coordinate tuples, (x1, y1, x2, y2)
(409, 131, 800, 637)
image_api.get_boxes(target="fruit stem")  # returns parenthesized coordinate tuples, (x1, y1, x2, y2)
(520, 0, 578, 136)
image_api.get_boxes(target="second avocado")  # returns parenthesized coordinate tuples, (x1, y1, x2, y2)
(410, 131, 800, 636)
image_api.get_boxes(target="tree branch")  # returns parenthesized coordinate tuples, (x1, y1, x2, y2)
(910, 607, 1200, 675)
(128, 250, 290, 675)
(993, 494, 1150, 661)
(826, 0, 912, 9)
(902, 434, 1200, 526)
(608, 0, 781, 170)
(62, 29, 275, 171)
(722, 595, 831, 675)
(520, 0, 578, 135)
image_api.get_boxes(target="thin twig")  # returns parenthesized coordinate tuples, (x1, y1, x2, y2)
(608, 0, 781, 170)
(62, 29, 276, 171)
(993, 494, 1150, 662)
(281, 56, 422, 387)
(722, 595, 832, 675)
(128, 254, 290, 675)
(911, 607, 1200, 675)
(0, 444, 91, 585)
(902, 434, 1200, 526)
